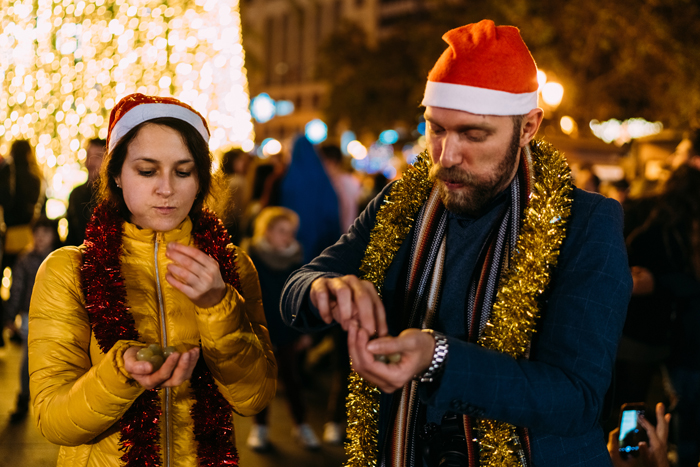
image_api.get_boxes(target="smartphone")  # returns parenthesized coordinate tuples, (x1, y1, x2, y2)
(618, 402, 648, 458)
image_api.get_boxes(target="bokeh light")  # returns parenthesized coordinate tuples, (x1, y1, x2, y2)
(250, 93, 276, 123)
(541, 82, 564, 107)
(560, 116, 575, 135)
(305, 119, 327, 144)
(379, 129, 399, 145)
(261, 138, 281, 156)
(340, 130, 356, 156)
(1, 0, 254, 214)
(347, 140, 367, 160)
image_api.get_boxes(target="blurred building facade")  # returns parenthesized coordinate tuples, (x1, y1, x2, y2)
(240, 0, 424, 142)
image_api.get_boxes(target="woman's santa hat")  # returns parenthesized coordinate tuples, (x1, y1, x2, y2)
(422, 20, 539, 116)
(107, 93, 210, 152)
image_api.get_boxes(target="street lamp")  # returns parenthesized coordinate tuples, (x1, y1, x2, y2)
(541, 82, 564, 108)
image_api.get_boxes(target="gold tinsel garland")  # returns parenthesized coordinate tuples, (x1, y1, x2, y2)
(345, 151, 434, 467)
(476, 139, 572, 467)
(345, 140, 572, 467)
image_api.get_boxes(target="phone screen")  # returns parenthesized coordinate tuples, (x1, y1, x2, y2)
(619, 408, 643, 455)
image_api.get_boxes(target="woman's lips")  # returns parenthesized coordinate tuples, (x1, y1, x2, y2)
(155, 206, 176, 215)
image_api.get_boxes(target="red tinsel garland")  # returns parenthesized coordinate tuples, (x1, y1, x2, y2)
(81, 202, 240, 466)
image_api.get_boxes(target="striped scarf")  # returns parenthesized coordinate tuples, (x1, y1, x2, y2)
(383, 148, 533, 467)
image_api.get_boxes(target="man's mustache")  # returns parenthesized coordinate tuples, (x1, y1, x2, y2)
(429, 164, 477, 186)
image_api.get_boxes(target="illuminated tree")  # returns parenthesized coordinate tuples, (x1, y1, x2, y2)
(0, 0, 254, 217)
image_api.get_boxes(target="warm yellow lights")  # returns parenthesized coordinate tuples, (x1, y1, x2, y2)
(262, 139, 282, 157)
(348, 141, 368, 160)
(560, 116, 576, 135)
(1, 0, 254, 217)
(541, 82, 564, 107)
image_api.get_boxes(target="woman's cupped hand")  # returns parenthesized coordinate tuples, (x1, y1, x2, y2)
(124, 346, 200, 390)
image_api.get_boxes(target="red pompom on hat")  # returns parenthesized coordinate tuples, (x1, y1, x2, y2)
(107, 93, 210, 152)
(421, 20, 539, 116)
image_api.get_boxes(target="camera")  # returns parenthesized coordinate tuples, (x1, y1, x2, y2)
(618, 402, 648, 459)
(420, 412, 469, 467)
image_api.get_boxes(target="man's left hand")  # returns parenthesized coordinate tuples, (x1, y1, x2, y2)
(348, 324, 435, 393)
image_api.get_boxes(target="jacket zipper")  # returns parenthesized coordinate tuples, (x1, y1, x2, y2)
(154, 234, 171, 467)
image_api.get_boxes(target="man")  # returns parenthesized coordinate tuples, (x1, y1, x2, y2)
(282, 20, 632, 466)
(65, 138, 105, 246)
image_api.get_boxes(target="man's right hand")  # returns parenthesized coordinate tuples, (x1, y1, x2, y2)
(310, 275, 388, 337)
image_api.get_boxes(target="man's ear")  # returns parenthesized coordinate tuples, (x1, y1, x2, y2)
(520, 108, 544, 146)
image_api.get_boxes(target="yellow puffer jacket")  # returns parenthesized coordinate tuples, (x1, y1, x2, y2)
(28, 217, 277, 467)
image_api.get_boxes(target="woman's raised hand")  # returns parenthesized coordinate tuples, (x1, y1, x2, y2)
(165, 242, 227, 308)
(124, 346, 200, 390)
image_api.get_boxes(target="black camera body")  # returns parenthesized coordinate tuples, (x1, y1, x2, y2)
(421, 412, 469, 467)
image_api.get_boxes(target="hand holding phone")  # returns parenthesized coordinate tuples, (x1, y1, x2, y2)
(618, 402, 648, 458)
(608, 402, 671, 467)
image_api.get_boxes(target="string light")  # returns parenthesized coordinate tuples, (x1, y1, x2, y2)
(1, 0, 254, 217)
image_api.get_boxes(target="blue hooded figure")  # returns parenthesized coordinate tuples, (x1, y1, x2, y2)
(281, 135, 341, 264)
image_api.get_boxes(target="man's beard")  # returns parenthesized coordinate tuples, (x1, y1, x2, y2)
(429, 128, 521, 217)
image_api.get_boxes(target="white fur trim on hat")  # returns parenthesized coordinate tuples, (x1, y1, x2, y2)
(422, 81, 538, 116)
(108, 103, 210, 152)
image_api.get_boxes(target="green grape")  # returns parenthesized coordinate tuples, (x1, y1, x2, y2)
(148, 343, 164, 356)
(149, 355, 164, 371)
(136, 348, 154, 361)
(373, 354, 389, 364)
(162, 346, 177, 359)
(387, 352, 402, 364)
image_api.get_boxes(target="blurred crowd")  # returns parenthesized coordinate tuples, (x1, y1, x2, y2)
(0, 128, 699, 465)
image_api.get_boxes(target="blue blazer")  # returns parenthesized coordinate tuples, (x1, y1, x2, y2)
(281, 182, 633, 466)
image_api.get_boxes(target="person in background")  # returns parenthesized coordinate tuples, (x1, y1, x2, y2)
(280, 136, 340, 265)
(576, 163, 602, 193)
(65, 138, 106, 246)
(0, 152, 9, 348)
(671, 128, 700, 171)
(625, 163, 700, 467)
(0, 140, 44, 345)
(220, 148, 252, 245)
(319, 144, 361, 233)
(240, 152, 286, 240)
(244, 206, 321, 451)
(608, 403, 672, 467)
(29, 93, 276, 466)
(4, 217, 59, 423)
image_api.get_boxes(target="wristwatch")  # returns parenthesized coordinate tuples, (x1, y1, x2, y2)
(416, 329, 449, 383)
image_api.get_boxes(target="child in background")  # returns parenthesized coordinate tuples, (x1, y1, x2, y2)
(5, 217, 58, 423)
(244, 206, 321, 451)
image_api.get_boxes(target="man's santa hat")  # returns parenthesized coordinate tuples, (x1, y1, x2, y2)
(421, 20, 539, 116)
(107, 93, 210, 152)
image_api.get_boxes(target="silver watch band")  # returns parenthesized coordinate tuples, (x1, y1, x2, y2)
(416, 329, 449, 383)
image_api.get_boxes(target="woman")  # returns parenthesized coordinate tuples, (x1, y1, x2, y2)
(28, 94, 277, 467)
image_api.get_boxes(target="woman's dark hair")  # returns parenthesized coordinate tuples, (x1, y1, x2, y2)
(97, 117, 212, 222)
